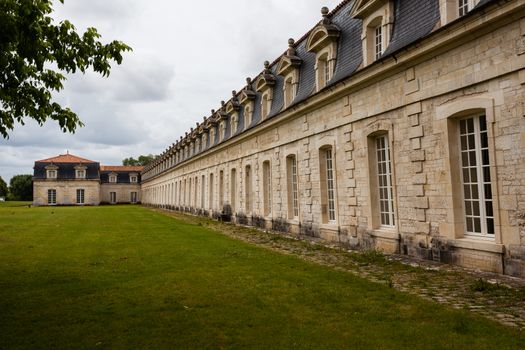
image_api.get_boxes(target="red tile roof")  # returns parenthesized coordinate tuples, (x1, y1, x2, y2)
(100, 165, 144, 172)
(36, 153, 96, 164)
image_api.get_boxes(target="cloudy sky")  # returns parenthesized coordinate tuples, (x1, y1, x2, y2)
(0, 0, 342, 182)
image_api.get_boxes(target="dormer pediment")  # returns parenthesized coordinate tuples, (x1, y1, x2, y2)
(350, 0, 389, 19)
(277, 56, 301, 76)
(255, 61, 276, 93)
(306, 8, 340, 53)
(225, 91, 241, 113)
(277, 38, 302, 76)
(239, 77, 256, 104)
(45, 164, 59, 170)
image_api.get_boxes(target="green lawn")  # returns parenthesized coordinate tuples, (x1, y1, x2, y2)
(0, 200, 32, 207)
(0, 205, 523, 349)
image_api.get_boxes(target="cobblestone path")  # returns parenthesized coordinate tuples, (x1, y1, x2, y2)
(156, 209, 525, 330)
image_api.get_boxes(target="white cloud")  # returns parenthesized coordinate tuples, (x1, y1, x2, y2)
(1, 0, 342, 182)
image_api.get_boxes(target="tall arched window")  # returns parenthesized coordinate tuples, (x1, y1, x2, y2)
(319, 146, 336, 223)
(230, 168, 237, 212)
(262, 161, 272, 216)
(286, 155, 299, 219)
(219, 170, 224, 209)
(245, 165, 252, 214)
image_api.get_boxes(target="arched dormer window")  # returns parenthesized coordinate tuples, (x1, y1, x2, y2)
(261, 92, 271, 119)
(209, 127, 216, 145)
(256, 61, 276, 120)
(240, 77, 256, 129)
(439, 0, 481, 25)
(244, 104, 252, 130)
(225, 90, 241, 135)
(202, 131, 208, 149)
(231, 113, 238, 135)
(277, 38, 302, 108)
(306, 7, 340, 91)
(351, 0, 393, 66)
(219, 121, 226, 142)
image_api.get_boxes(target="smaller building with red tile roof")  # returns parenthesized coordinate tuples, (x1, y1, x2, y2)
(33, 153, 142, 206)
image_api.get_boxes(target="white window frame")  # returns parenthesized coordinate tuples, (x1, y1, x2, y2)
(375, 135, 395, 227)
(46, 169, 57, 179)
(110, 192, 117, 204)
(374, 25, 383, 60)
(287, 155, 299, 219)
(130, 175, 138, 183)
(230, 168, 236, 212)
(325, 149, 336, 222)
(131, 191, 137, 203)
(459, 114, 494, 237)
(75, 169, 86, 179)
(263, 161, 272, 216)
(109, 174, 117, 183)
(48, 189, 57, 205)
(245, 165, 252, 214)
(76, 189, 85, 204)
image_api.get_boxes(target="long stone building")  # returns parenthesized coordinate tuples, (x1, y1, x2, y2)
(139, 0, 524, 277)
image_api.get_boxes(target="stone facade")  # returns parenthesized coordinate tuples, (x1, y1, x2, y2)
(140, 0, 524, 277)
(33, 180, 100, 206)
(100, 183, 141, 204)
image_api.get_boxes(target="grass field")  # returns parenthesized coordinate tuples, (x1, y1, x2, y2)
(0, 200, 32, 207)
(0, 205, 524, 349)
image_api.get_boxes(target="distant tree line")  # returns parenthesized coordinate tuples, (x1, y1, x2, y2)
(122, 154, 156, 166)
(0, 175, 33, 201)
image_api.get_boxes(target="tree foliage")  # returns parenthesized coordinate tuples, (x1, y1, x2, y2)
(0, 0, 132, 138)
(9, 174, 33, 201)
(123, 154, 156, 166)
(0, 176, 8, 197)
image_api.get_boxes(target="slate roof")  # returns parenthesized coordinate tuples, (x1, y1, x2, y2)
(33, 161, 100, 180)
(100, 166, 144, 172)
(100, 171, 142, 184)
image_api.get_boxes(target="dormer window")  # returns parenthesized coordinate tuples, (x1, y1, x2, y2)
(231, 113, 238, 134)
(351, 0, 393, 66)
(45, 165, 58, 179)
(278, 38, 302, 108)
(261, 93, 271, 119)
(244, 105, 252, 129)
(202, 132, 208, 149)
(219, 121, 226, 142)
(440, 0, 480, 25)
(210, 128, 216, 144)
(130, 174, 138, 183)
(47, 169, 57, 179)
(225, 91, 241, 134)
(76, 170, 86, 179)
(240, 77, 256, 129)
(109, 174, 117, 183)
(374, 25, 383, 60)
(284, 77, 296, 108)
(74, 165, 87, 179)
(458, 0, 469, 16)
(306, 7, 340, 92)
(256, 61, 276, 121)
